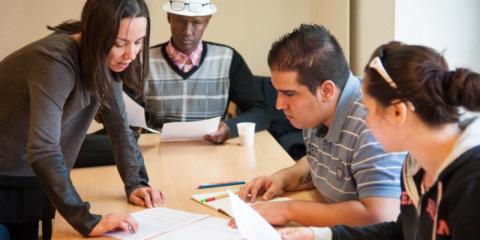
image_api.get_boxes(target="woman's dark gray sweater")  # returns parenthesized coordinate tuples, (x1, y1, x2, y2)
(0, 32, 149, 236)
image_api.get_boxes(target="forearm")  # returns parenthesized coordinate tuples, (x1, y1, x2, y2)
(275, 157, 314, 191)
(287, 198, 398, 227)
(329, 221, 403, 240)
(105, 123, 149, 195)
(101, 82, 149, 196)
(31, 156, 101, 236)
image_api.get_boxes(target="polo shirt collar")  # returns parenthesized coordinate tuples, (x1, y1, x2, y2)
(321, 74, 361, 142)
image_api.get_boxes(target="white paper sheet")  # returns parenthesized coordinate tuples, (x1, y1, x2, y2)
(122, 92, 159, 133)
(105, 207, 208, 240)
(228, 190, 281, 240)
(157, 216, 242, 240)
(160, 117, 221, 141)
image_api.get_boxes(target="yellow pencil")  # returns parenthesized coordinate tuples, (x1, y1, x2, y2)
(200, 189, 239, 202)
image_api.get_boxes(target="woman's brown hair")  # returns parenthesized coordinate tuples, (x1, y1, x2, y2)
(364, 41, 480, 126)
(49, 0, 150, 106)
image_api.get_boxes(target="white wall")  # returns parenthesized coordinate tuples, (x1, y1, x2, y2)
(3, 1, 479, 76)
(311, 0, 351, 61)
(0, 0, 85, 60)
(350, 0, 395, 75)
(395, 0, 480, 72)
(148, 0, 313, 76)
(0, 0, 315, 76)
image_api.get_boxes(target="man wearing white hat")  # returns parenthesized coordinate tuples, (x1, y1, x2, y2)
(145, 0, 270, 144)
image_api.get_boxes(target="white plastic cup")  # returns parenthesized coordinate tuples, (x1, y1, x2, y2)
(237, 122, 256, 147)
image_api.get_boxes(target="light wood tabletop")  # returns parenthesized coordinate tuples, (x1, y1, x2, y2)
(52, 130, 323, 239)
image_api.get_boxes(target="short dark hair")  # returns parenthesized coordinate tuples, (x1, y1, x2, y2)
(365, 41, 480, 126)
(268, 24, 350, 93)
(49, 0, 150, 106)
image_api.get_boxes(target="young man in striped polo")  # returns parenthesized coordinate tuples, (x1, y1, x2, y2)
(236, 24, 405, 227)
(145, 0, 269, 144)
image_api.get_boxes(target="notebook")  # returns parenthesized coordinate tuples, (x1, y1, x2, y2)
(191, 189, 291, 217)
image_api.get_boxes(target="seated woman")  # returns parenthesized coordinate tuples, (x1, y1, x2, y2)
(280, 41, 480, 239)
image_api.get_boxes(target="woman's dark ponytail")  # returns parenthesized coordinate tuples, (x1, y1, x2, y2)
(365, 42, 480, 126)
(442, 68, 480, 111)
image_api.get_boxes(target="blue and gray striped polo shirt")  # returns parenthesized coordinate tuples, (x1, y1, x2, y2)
(304, 75, 405, 203)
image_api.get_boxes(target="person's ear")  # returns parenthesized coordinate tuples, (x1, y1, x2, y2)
(315, 80, 336, 102)
(385, 101, 408, 127)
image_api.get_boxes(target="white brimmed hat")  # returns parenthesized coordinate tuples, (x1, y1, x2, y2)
(163, 0, 217, 17)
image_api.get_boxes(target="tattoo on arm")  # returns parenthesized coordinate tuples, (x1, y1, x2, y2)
(297, 173, 312, 187)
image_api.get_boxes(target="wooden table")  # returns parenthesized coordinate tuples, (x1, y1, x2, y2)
(52, 131, 322, 239)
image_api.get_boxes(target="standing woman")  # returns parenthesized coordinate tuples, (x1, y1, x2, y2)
(279, 42, 480, 239)
(0, 0, 164, 238)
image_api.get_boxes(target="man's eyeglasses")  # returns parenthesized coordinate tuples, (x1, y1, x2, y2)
(170, 1, 211, 13)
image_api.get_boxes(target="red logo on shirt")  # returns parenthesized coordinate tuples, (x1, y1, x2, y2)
(426, 198, 437, 219)
(401, 192, 413, 205)
(437, 219, 450, 236)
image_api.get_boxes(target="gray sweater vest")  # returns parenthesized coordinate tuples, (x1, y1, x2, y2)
(146, 43, 233, 128)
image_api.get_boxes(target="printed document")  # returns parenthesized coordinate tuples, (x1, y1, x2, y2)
(160, 117, 221, 141)
(228, 190, 281, 240)
(157, 216, 242, 240)
(105, 207, 208, 240)
(122, 92, 159, 133)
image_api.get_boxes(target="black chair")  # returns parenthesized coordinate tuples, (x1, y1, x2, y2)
(41, 196, 55, 240)
(252, 76, 306, 160)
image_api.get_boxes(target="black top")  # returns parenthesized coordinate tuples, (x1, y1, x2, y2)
(329, 119, 480, 239)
